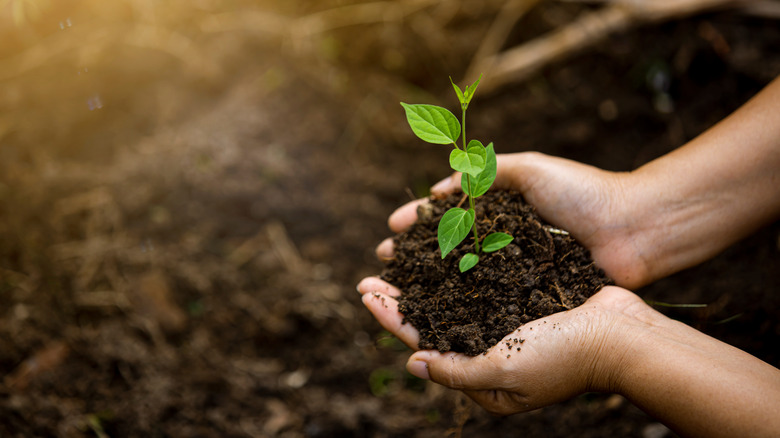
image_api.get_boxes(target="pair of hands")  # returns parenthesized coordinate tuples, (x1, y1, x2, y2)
(359, 78, 780, 435)
(358, 152, 659, 414)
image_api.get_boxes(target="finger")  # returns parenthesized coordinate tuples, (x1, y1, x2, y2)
(406, 323, 544, 389)
(430, 172, 462, 197)
(375, 237, 394, 261)
(493, 153, 541, 192)
(406, 350, 504, 389)
(428, 154, 547, 199)
(362, 291, 419, 349)
(356, 277, 403, 298)
(388, 198, 428, 233)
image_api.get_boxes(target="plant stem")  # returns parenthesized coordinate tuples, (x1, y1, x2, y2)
(462, 108, 480, 253)
(462, 106, 466, 151)
(468, 179, 479, 253)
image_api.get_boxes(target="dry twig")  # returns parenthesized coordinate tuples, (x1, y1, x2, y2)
(465, 0, 542, 82)
(471, 0, 761, 92)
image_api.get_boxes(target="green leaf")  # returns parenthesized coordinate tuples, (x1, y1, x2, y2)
(450, 77, 466, 106)
(459, 253, 479, 272)
(449, 140, 486, 176)
(438, 208, 475, 259)
(482, 232, 513, 252)
(400, 103, 461, 145)
(464, 74, 482, 102)
(461, 142, 496, 197)
(450, 74, 483, 110)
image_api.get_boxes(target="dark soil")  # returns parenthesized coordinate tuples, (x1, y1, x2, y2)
(382, 191, 612, 356)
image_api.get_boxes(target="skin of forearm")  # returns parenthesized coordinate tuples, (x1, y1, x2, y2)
(626, 77, 780, 284)
(607, 310, 780, 438)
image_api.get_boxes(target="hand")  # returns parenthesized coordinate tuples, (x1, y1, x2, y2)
(364, 151, 651, 411)
(378, 152, 651, 288)
(357, 278, 651, 415)
(360, 78, 780, 434)
(358, 277, 780, 437)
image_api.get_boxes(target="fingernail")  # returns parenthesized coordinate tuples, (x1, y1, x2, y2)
(407, 360, 430, 380)
(356, 278, 367, 294)
(361, 291, 381, 306)
(376, 238, 394, 261)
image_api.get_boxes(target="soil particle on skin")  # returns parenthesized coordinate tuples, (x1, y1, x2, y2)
(381, 191, 612, 356)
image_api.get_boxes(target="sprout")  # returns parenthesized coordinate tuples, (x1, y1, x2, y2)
(401, 75, 512, 272)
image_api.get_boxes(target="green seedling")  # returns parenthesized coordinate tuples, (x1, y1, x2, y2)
(401, 75, 512, 272)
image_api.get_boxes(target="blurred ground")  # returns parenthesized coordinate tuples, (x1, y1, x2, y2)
(1, 1, 779, 437)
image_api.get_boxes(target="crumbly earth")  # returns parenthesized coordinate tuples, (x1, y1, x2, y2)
(382, 191, 612, 356)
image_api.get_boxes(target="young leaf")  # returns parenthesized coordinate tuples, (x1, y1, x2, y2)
(464, 74, 482, 103)
(451, 74, 483, 110)
(449, 140, 487, 176)
(459, 253, 479, 272)
(438, 208, 475, 259)
(461, 142, 496, 197)
(400, 103, 461, 145)
(482, 232, 513, 252)
(450, 77, 466, 106)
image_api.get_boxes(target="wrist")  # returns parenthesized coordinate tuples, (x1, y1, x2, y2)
(576, 287, 663, 394)
(593, 295, 780, 438)
(585, 170, 657, 289)
(612, 169, 664, 286)
(620, 161, 727, 286)
(607, 164, 721, 287)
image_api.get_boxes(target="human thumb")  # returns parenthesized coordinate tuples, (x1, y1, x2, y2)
(406, 354, 431, 380)
(406, 350, 501, 390)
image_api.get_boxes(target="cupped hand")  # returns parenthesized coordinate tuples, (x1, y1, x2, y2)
(357, 277, 652, 415)
(362, 151, 661, 413)
(377, 152, 651, 289)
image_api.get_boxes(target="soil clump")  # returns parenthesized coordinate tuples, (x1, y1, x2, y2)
(382, 191, 612, 356)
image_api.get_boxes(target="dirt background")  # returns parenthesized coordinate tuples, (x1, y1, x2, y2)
(1, 1, 779, 437)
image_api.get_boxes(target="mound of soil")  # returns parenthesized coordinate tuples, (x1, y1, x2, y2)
(381, 191, 612, 356)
